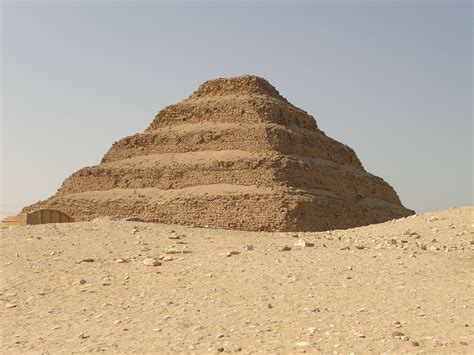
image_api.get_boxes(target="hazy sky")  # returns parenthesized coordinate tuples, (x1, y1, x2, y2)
(1, 0, 472, 219)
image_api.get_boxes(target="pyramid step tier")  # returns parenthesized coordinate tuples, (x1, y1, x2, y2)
(59, 150, 401, 205)
(23, 185, 413, 232)
(102, 122, 363, 170)
(146, 95, 318, 131)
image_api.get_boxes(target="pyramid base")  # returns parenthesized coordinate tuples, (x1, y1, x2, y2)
(23, 185, 414, 232)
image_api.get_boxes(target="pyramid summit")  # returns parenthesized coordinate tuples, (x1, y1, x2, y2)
(23, 75, 414, 231)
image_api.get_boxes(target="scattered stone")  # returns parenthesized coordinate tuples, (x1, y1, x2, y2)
(164, 248, 180, 254)
(294, 239, 314, 247)
(78, 332, 90, 339)
(143, 258, 161, 266)
(295, 341, 310, 348)
(226, 251, 241, 257)
(280, 245, 292, 251)
(5, 303, 16, 308)
(80, 258, 95, 263)
(392, 331, 405, 339)
(161, 256, 174, 262)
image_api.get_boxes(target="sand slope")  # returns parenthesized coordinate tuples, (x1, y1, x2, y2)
(1, 207, 472, 353)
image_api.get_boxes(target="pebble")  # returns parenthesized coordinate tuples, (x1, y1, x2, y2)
(411, 341, 420, 346)
(164, 248, 180, 254)
(5, 303, 16, 308)
(295, 341, 310, 347)
(78, 332, 90, 339)
(280, 245, 292, 251)
(80, 258, 95, 263)
(79, 279, 87, 285)
(114, 258, 127, 263)
(294, 239, 314, 247)
(131, 227, 138, 234)
(392, 331, 406, 339)
(216, 333, 225, 338)
(143, 258, 161, 266)
(245, 245, 254, 251)
(226, 251, 241, 257)
(308, 327, 316, 336)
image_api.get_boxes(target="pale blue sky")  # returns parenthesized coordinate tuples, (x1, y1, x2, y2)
(1, 0, 472, 218)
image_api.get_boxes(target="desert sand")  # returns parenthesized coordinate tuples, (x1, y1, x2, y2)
(1, 206, 472, 353)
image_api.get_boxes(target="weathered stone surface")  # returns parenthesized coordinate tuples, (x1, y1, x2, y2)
(22, 75, 414, 231)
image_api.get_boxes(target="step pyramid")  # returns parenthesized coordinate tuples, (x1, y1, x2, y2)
(23, 75, 414, 231)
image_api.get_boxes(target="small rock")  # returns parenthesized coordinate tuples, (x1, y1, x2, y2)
(131, 227, 139, 234)
(216, 333, 225, 338)
(392, 331, 405, 338)
(143, 258, 161, 266)
(400, 335, 410, 341)
(5, 303, 16, 308)
(308, 327, 316, 336)
(226, 251, 241, 257)
(114, 258, 127, 263)
(280, 245, 292, 251)
(294, 239, 314, 248)
(295, 341, 310, 347)
(80, 258, 95, 263)
(411, 341, 420, 346)
(355, 245, 365, 250)
(79, 279, 87, 285)
(164, 248, 180, 254)
(245, 245, 254, 251)
(78, 332, 90, 339)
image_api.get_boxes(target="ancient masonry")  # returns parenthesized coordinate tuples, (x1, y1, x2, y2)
(23, 76, 414, 231)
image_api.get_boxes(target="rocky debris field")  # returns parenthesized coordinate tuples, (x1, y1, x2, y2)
(1, 206, 473, 353)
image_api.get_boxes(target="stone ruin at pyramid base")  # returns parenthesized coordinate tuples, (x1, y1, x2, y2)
(23, 75, 414, 232)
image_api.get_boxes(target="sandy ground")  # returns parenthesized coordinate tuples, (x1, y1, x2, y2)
(1, 206, 472, 353)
